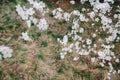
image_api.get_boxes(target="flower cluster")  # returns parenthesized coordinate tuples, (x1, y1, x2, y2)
(56, 0, 120, 79)
(15, 0, 120, 79)
(16, 0, 49, 41)
(37, 18, 49, 31)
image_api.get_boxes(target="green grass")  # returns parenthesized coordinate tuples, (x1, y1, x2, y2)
(79, 56, 86, 64)
(18, 58, 25, 64)
(50, 75, 57, 80)
(67, 26, 72, 31)
(57, 63, 68, 74)
(41, 41, 48, 47)
(54, 52, 61, 60)
(36, 52, 44, 60)
(57, 20, 67, 26)
(73, 68, 93, 80)
(49, 13, 54, 17)
(0, 66, 3, 80)
(113, 62, 120, 71)
(51, 33, 64, 42)
(33, 64, 38, 71)
(9, 72, 21, 80)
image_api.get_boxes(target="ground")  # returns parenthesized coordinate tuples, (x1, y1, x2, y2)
(0, 0, 120, 80)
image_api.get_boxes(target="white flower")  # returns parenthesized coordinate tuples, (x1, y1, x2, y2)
(62, 35, 68, 45)
(26, 20, 31, 28)
(92, 33, 96, 38)
(0, 46, 13, 59)
(104, 0, 114, 4)
(33, 18, 38, 25)
(81, 0, 88, 4)
(94, 44, 97, 48)
(37, 18, 48, 30)
(99, 62, 105, 67)
(82, 8, 86, 12)
(21, 32, 32, 41)
(30, 17, 38, 25)
(95, 18, 99, 22)
(91, 57, 95, 63)
(79, 49, 89, 55)
(16, 5, 28, 20)
(72, 10, 80, 16)
(114, 14, 118, 18)
(52, 8, 63, 19)
(93, 2, 111, 14)
(86, 39, 92, 45)
(70, 0, 75, 5)
(87, 11, 95, 20)
(100, 15, 112, 26)
(63, 12, 71, 21)
(115, 59, 120, 63)
(79, 28, 84, 33)
(79, 13, 88, 22)
(98, 50, 106, 59)
(32, 1, 48, 15)
(73, 57, 79, 61)
(118, 70, 120, 74)
(60, 54, 65, 59)
(26, 8, 35, 16)
(113, 70, 116, 74)
(72, 19, 79, 29)
(60, 52, 67, 59)
(105, 56, 112, 61)
(33, 1, 40, 10)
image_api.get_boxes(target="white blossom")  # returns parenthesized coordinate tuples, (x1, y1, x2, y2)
(91, 57, 95, 63)
(72, 10, 80, 16)
(99, 62, 105, 67)
(92, 33, 96, 38)
(79, 49, 89, 55)
(93, 2, 111, 14)
(79, 28, 84, 33)
(87, 11, 95, 20)
(81, 0, 88, 4)
(0, 46, 13, 59)
(52, 8, 63, 19)
(26, 8, 35, 16)
(62, 35, 68, 45)
(86, 39, 92, 45)
(118, 70, 120, 74)
(73, 57, 79, 61)
(21, 32, 32, 41)
(115, 59, 120, 63)
(16, 5, 28, 20)
(63, 12, 71, 21)
(70, 0, 75, 5)
(26, 20, 31, 28)
(104, 0, 114, 4)
(95, 18, 99, 22)
(82, 8, 86, 12)
(37, 18, 48, 30)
